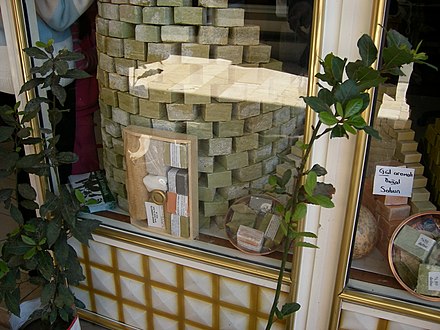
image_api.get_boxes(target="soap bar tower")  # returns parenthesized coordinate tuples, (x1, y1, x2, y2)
(96, 0, 306, 232)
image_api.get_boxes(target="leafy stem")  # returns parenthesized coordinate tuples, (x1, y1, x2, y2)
(264, 28, 436, 329)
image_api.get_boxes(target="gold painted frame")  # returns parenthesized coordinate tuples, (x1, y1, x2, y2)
(329, 0, 440, 327)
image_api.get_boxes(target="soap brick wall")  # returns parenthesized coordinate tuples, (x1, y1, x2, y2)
(96, 0, 306, 229)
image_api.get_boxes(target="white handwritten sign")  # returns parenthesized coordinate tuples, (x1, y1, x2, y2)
(373, 166, 415, 197)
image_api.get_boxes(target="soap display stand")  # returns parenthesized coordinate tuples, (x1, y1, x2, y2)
(123, 125, 198, 239)
(225, 194, 284, 255)
(388, 211, 440, 302)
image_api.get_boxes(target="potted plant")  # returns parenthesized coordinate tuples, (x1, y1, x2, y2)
(263, 29, 436, 329)
(0, 39, 101, 329)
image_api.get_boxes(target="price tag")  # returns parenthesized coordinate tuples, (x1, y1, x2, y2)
(428, 272, 440, 291)
(373, 166, 415, 197)
(415, 234, 436, 252)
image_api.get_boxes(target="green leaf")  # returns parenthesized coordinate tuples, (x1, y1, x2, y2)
(56, 151, 79, 164)
(16, 153, 43, 169)
(0, 104, 18, 127)
(357, 34, 377, 66)
(386, 29, 412, 49)
(382, 45, 414, 71)
(18, 183, 37, 201)
(307, 194, 335, 208)
(54, 235, 69, 265)
(0, 260, 9, 279)
(16, 127, 32, 139)
(10, 205, 24, 225)
(65, 246, 85, 284)
(0, 126, 15, 143)
(70, 218, 101, 246)
(57, 49, 84, 61)
(333, 79, 359, 105)
(345, 60, 364, 80)
(331, 56, 346, 82)
(330, 125, 348, 139)
(296, 241, 319, 249)
(5, 288, 21, 316)
(64, 68, 91, 79)
(304, 171, 317, 196)
(354, 66, 387, 91)
(2, 240, 31, 256)
(21, 235, 36, 246)
(23, 246, 37, 260)
(346, 114, 367, 129)
(46, 221, 61, 247)
(41, 283, 56, 305)
(363, 125, 381, 140)
(318, 53, 338, 86)
(19, 78, 45, 94)
(292, 203, 307, 221)
(292, 231, 318, 239)
(342, 122, 357, 135)
(310, 164, 327, 176)
(54, 60, 69, 76)
(335, 103, 344, 117)
(74, 297, 86, 309)
(36, 251, 55, 281)
(40, 190, 58, 218)
(22, 137, 42, 145)
(23, 46, 49, 59)
(280, 302, 301, 316)
(319, 111, 338, 126)
(301, 96, 332, 114)
(317, 88, 335, 106)
(344, 98, 364, 117)
(20, 199, 39, 210)
(74, 189, 86, 204)
(275, 307, 284, 320)
(51, 84, 67, 106)
(0, 187, 13, 202)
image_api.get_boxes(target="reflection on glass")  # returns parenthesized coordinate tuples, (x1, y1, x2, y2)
(79, 0, 314, 264)
(348, 0, 440, 309)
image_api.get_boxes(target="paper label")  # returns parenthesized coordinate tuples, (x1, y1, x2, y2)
(415, 234, 436, 252)
(145, 202, 165, 228)
(428, 272, 440, 291)
(373, 166, 415, 197)
(170, 143, 181, 168)
(176, 194, 188, 217)
(265, 215, 281, 240)
(170, 214, 181, 237)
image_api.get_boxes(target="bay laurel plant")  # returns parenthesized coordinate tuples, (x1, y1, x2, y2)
(264, 29, 436, 330)
(0, 40, 101, 329)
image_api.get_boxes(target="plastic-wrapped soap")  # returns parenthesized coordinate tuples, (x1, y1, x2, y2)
(237, 225, 264, 252)
(143, 174, 167, 192)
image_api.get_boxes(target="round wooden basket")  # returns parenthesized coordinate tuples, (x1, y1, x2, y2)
(387, 211, 440, 302)
(225, 194, 284, 256)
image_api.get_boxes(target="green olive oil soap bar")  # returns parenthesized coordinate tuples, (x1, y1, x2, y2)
(416, 264, 440, 297)
(394, 225, 436, 262)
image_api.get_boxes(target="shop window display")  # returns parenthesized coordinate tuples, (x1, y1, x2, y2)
(348, 0, 440, 311)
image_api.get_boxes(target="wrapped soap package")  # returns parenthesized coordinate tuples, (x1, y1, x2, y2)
(123, 125, 198, 239)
